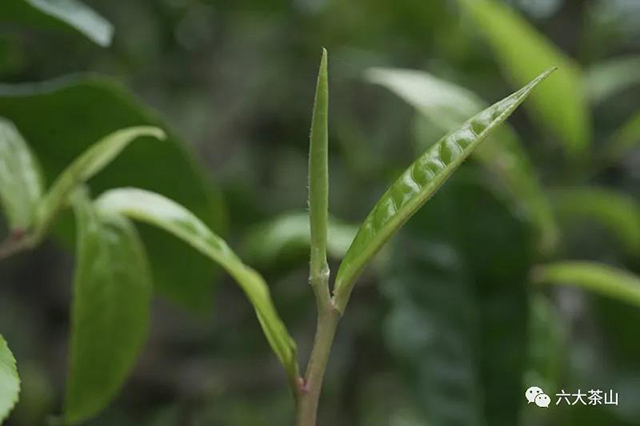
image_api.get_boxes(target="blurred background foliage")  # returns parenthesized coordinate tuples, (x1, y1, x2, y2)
(0, 0, 639, 424)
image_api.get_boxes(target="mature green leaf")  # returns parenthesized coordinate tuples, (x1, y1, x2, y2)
(0, 335, 20, 424)
(0, 76, 226, 311)
(34, 126, 165, 239)
(458, 0, 590, 156)
(381, 172, 532, 426)
(94, 188, 299, 381)
(0, 117, 43, 231)
(308, 48, 330, 279)
(533, 262, 640, 307)
(553, 187, 640, 255)
(66, 190, 152, 424)
(334, 69, 554, 312)
(243, 212, 357, 268)
(586, 56, 640, 104)
(368, 67, 558, 253)
(1, 0, 113, 46)
(606, 112, 640, 163)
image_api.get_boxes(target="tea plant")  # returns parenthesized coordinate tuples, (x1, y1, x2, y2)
(0, 49, 553, 424)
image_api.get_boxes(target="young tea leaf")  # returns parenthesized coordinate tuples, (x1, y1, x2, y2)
(533, 262, 640, 308)
(0, 335, 20, 424)
(1, 0, 114, 46)
(34, 126, 165, 239)
(65, 190, 152, 424)
(333, 68, 554, 312)
(368, 68, 558, 253)
(94, 188, 299, 381)
(0, 117, 43, 231)
(308, 48, 330, 284)
(553, 188, 640, 255)
(458, 0, 590, 157)
(0, 77, 226, 311)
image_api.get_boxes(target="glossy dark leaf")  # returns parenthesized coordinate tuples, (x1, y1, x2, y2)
(0, 77, 226, 311)
(66, 190, 152, 424)
(334, 69, 553, 311)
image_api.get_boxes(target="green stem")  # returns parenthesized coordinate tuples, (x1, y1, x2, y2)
(295, 267, 341, 426)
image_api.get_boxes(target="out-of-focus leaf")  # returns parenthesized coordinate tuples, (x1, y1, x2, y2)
(458, 0, 590, 157)
(308, 48, 329, 278)
(0, 77, 226, 311)
(35, 127, 165, 239)
(243, 212, 357, 268)
(66, 190, 152, 424)
(534, 262, 640, 307)
(607, 112, 640, 163)
(553, 188, 640, 255)
(368, 68, 558, 253)
(334, 69, 553, 312)
(0, 117, 43, 231)
(0, 335, 20, 423)
(521, 294, 565, 424)
(524, 295, 565, 391)
(586, 56, 640, 104)
(381, 172, 532, 426)
(94, 188, 299, 382)
(1, 0, 113, 46)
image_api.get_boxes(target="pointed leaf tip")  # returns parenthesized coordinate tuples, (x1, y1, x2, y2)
(333, 69, 552, 312)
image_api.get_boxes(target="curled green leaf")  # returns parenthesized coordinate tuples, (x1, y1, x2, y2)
(34, 126, 165, 238)
(0, 335, 20, 424)
(94, 188, 299, 382)
(65, 190, 152, 424)
(533, 262, 640, 308)
(333, 68, 555, 312)
(0, 117, 43, 231)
